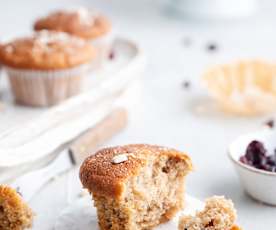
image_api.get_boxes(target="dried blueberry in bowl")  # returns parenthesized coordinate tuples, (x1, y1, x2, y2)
(239, 140, 276, 173)
(229, 129, 276, 205)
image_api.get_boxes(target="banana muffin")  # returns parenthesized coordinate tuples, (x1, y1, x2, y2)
(178, 196, 241, 230)
(34, 7, 112, 67)
(80, 144, 193, 230)
(0, 185, 33, 230)
(0, 30, 95, 106)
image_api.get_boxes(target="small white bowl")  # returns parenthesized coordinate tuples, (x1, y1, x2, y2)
(228, 128, 276, 206)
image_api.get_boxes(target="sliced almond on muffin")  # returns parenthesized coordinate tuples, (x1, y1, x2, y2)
(80, 144, 192, 230)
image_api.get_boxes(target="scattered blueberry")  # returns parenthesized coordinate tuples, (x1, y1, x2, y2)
(265, 119, 274, 128)
(206, 42, 218, 52)
(182, 80, 191, 89)
(240, 140, 276, 173)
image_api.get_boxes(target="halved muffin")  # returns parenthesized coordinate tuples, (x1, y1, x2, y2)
(178, 196, 241, 230)
(80, 144, 193, 230)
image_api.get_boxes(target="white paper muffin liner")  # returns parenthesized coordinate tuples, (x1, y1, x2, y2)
(203, 60, 276, 116)
(89, 32, 113, 69)
(4, 63, 91, 107)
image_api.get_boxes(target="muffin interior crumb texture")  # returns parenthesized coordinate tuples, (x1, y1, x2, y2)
(178, 196, 238, 230)
(81, 144, 192, 230)
(0, 185, 33, 230)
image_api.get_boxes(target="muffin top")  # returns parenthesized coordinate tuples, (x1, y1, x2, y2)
(34, 8, 111, 40)
(0, 31, 96, 70)
(79, 144, 192, 198)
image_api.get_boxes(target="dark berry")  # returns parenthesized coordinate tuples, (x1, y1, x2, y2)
(265, 119, 274, 128)
(206, 42, 218, 52)
(182, 81, 191, 89)
(240, 140, 276, 173)
(245, 140, 267, 165)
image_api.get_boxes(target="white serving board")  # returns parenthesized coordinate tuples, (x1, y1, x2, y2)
(55, 194, 203, 230)
(0, 38, 145, 182)
(0, 38, 144, 133)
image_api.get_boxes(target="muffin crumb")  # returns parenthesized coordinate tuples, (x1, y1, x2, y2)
(0, 185, 33, 230)
(179, 196, 239, 230)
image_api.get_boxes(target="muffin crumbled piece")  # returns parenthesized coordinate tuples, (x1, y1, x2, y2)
(179, 196, 241, 230)
(0, 185, 33, 230)
(80, 144, 192, 230)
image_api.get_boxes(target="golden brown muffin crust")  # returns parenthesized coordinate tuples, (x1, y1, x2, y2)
(0, 30, 96, 70)
(80, 144, 192, 198)
(34, 8, 111, 40)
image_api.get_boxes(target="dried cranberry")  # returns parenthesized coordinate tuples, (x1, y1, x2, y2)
(239, 140, 276, 173)
(265, 119, 274, 128)
(182, 81, 191, 89)
(245, 140, 267, 165)
(206, 42, 218, 52)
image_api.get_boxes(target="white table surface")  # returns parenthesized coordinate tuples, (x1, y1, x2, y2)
(1, 0, 276, 229)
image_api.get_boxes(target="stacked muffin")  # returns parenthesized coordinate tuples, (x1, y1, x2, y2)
(34, 7, 112, 68)
(0, 7, 112, 107)
(80, 144, 193, 230)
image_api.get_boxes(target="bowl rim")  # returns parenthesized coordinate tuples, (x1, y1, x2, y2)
(228, 128, 276, 177)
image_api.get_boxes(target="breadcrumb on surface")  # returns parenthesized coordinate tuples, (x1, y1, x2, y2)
(0, 185, 33, 230)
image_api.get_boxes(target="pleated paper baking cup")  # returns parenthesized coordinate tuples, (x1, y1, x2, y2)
(4, 63, 91, 107)
(203, 60, 276, 116)
(89, 32, 113, 69)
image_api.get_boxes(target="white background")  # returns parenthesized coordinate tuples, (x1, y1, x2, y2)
(1, 0, 276, 229)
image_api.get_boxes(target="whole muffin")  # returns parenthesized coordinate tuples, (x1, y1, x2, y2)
(34, 7, 112, 68)
(80, 144, 193, 230)
(0, 30, 95, 106)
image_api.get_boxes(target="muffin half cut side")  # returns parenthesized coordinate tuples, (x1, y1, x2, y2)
(80, 144, 193, 230)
